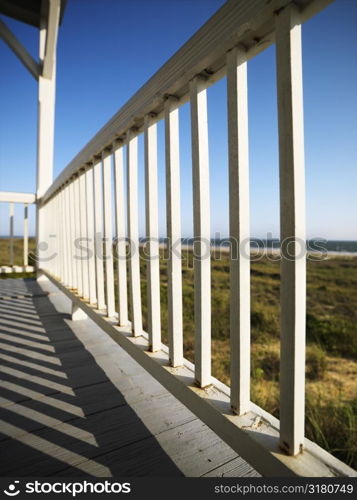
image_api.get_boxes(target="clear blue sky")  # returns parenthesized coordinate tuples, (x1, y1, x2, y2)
(0, 0, 356, 239)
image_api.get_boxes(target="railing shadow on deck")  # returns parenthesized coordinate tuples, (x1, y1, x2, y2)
(0, 279, 183, 477)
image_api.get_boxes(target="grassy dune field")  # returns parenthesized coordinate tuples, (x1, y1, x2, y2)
(1, 238, 356, 468)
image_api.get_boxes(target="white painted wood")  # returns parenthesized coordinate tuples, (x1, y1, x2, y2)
(23, 203, 29, 267)
(93, 160, 106, 310)
(36, 8, 58, 274)
(127, 131, 143, 336)
(64, 184, 73, 288)
(63, 187, 69, 286)
(74, 176, 83, 295)
(275, 4, 306, 456)
(113, 143, 129, 325)
(0, 192, 35, 204)
(79, 171, 89, 299)
(164, 98, 183, 367)
(102, 152, 116, 317)
(56, 195, 61, 279)
(59, 189, 66, 284)
(144, 115, 161, 352)
(9, 202, 14, 266)
(0, 18, 40, 79)
(42, 0, 61, 80)
(37, 16, 56, 198)
(226, 47, 250, 415)
(51, 196, 57, 277)
(85, 166, 97, 305)
(69, 180, 77, 290)
(190, 76, 211, 388)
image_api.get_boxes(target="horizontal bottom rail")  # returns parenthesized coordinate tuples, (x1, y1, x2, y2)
(39, 269, 355, 478)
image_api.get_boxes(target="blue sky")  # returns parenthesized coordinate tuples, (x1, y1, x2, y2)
(0, 0, 356, 239)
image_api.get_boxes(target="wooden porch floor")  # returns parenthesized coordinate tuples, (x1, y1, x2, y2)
(0, 277, 259, 477)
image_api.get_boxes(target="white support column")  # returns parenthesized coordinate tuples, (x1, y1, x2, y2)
(127, 130, 143, 336)
(9, 202, 14, 266)
(79, 170, 89, 300)
(227, 46, 251, 415)
(190, 76, 211, 388)
(144, 115, 161, 352)
(36, 3, 59, 274)
(23, 203, 29, 267)
(113, 142, 129, 326)
(93, 160, 106, 310)
(275, 4, 306, 456)
(86, 166, 97, 305)
(164, 98, 183, 367)
(102, 152, 116, 317)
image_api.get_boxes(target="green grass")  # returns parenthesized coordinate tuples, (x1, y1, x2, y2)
(137, 248, 357, 469)
(1, 238, 356, 468)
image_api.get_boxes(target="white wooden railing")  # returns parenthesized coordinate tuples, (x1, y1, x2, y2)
(36, 0, 354, 477)
(0, 191, 35, 272)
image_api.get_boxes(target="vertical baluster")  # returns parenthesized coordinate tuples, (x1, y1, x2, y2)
(190, 76, 211, 387)
(127, 130, 143, 335)
(102, 151, 115, 317)
(227, 46, 251, 415)
(69, 179, 77, 291)
(276, 4, 306, 456)
(74, 176, 83, 295)
(113, 142, 128, 325)
(86, 166, 97, 305)
(93, 159, 106, 310)
(65, 183, 73, 288)
(9, 202, 14, 267)
(54, 195, 59, 278)
(164, 98, 183, 367)
(79, 170, 89, 299)
(23, 203, 29, 268)
(144, 115, 161, 351)
(61, 189, 67, 284)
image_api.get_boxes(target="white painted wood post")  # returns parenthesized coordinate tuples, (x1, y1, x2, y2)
(79, 170, 89, 300)
(64, 183, 73, 288)
(23, 203, 29, 267)
(127, 130, 143, 336)
(9, 202, 14, 267)
(69, 180, 77, 291)
(227, 46, 251, 415)
(275, 4, 306, 456)
(164, 98, 183, 367)
(190, 76, 211, 387)
(36, 4, 59, 273)
(113, 142, 129, 326)
(93, 160, 106, 310)
(74, 176, 83, 296)
(53, 195, 59, 278)
(62, 189, 68, 284)
(85, 166, 97, 305)
(102, 151, 116, 317)
(144, 115, 161, 352)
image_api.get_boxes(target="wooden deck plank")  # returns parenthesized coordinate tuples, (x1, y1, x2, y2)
(0, 278, 257, 477)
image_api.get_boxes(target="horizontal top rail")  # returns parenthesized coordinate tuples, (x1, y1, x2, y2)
(0, 191, 36, 203)
(40, 0, 332, 204)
